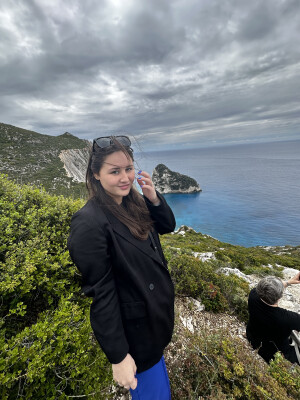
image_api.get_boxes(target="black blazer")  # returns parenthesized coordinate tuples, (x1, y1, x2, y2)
(67, 192, 176, 372)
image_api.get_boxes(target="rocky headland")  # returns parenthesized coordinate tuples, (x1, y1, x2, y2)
(152, 163, 201, 193)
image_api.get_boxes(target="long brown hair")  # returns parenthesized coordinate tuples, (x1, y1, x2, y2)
(86, 137, 153, 240)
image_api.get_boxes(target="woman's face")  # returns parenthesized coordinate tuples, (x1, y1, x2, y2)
(94, 151, 135, 204)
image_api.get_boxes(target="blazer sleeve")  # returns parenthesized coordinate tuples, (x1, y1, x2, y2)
(67, 211, 129, 364)
(144, 191, 176, 234)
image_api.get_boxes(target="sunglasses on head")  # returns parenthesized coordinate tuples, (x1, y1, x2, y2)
(93, 135, 131, 150)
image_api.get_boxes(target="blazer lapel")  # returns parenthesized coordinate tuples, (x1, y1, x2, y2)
(103, 208, 164, 266)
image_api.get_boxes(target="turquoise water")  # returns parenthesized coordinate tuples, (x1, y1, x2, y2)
(135, 140, 300, 247)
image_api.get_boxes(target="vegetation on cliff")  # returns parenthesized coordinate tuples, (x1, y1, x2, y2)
(0, 123, 88, 198)
(0, 174, 299, 399)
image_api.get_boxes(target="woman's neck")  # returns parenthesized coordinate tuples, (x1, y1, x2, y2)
(260, 298, 279, 307)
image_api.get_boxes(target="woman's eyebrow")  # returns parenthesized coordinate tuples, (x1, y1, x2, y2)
(103, 161, 134, 168)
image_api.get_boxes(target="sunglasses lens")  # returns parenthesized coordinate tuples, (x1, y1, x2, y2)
(116, 136, 131, 147)
(93, 135, 131, 150)
(94, 138, 112, 148)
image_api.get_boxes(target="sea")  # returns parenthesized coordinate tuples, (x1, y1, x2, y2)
(134, 139, 300, 248)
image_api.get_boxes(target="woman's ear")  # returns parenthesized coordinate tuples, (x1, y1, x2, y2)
(93, 172, 100, 181)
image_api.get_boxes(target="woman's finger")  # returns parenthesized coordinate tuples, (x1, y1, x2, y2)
(140, 184, 155, 192)
(130, 377, 138, 390)
(137, 176, 153, 186)
(137, 170, 151, 179)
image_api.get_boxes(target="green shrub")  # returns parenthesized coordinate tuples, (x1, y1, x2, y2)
(268, 353, 300, 399)
(166, 324, 300, 400)
(0, 176, 114, 398)
(169, 254, 249, 320)
(0, 296, 112, 399)
(0, 176, 84, 337)
(169, 254, 228, 312)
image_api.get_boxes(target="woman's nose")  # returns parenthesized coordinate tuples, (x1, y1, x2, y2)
(119, 170, 129, 181)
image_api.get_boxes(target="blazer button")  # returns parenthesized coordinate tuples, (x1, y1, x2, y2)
(149, 283, 155, 290)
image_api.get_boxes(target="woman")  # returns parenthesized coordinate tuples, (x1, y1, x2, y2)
(68, 136, 175, 399)
(246, 272, 300, 365)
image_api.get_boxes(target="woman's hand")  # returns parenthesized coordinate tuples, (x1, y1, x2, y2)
(285, 271, 300, 287)
(137, 170, 160, 205)
(112, 353, 137, 391)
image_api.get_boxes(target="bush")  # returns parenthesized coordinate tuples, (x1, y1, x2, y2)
(166, 323, 300, 400)
(0, 176, 83, 337)
(0, 176, 114, 398)
(169, 254, 249, 320)
(0, 296, 112, 399)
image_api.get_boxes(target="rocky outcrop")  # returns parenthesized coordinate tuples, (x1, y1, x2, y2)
(152, 164, 201, 194)
(172, 225, 197, 236)
(59, 147, 90, 182)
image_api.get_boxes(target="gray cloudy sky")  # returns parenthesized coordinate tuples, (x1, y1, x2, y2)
(1, 0, 300, 150)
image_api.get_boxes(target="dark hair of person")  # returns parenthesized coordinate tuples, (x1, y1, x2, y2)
(256, 276, 284, 305)
(86, 137, 153, 240)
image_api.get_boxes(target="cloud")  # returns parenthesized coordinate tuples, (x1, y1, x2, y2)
(0, 0, 299, 149)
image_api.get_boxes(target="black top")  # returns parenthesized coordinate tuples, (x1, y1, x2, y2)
(68, 192, 176, 372)
(246, 288, 300, 364)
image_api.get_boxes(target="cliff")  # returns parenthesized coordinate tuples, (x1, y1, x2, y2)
(59, 147, 90, 182)
(152, 163, 201, 193)
(0, 122, 90, 196)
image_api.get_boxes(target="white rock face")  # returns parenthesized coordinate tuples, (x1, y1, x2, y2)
(280, 268, 300, 312)
(219, 267, 253, 283)
(193, 252, 216, 262)
(171, 225, 197, 236)
(192, 298, 205, 312)
(59, 148, 90, 182)
(180, 315, 195, 333)
(176, 297, 246, 341)
(179, 297, 206, 333)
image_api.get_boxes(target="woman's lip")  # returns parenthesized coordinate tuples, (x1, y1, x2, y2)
(119, 184, 130, 189)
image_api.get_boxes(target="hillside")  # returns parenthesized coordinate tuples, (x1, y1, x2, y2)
(0, 122, 90, 197)
(0, 175, 299, 399)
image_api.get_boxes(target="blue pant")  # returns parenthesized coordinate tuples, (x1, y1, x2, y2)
(130, 356, 171, 400)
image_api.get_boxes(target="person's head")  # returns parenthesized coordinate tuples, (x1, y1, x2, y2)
(86, 135, 135, 204)
(256, 276, 284, 305)
(86, 135, 153, 239)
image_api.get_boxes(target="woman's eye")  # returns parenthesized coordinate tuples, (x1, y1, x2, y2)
(111, 171, 119, 175)
(126, 167, 133, 172)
